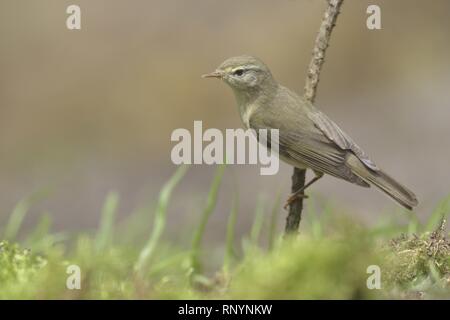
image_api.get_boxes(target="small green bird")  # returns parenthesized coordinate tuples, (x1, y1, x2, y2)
(203, 55, 418, 210)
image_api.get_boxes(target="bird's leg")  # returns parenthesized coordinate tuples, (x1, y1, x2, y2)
(284, 171, 324, 210)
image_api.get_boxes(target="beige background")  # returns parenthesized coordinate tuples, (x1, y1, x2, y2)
(1, 1, 449, 240)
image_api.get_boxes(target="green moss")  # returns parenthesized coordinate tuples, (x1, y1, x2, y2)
(0, 171, 449, 299)
(0, 241, 47, 298)
(227, 235, 381, 299)
(382, 219, 450, 296)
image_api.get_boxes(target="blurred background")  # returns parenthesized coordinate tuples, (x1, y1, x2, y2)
(0, 0, 449, 244)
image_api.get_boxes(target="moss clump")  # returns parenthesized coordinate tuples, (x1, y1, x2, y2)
(227, 233, 381, 299)
(383, 219, 450, 297)
(0, 241, 48, 297)
(0, 241, 47, 282)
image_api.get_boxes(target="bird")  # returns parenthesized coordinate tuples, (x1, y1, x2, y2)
(202, 55, 418, 210)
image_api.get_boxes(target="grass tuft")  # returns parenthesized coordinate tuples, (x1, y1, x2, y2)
(223, 193, 238, 274)
(96, 192, 119, 251)
(0, 166, 449, 299)
(135, 165, 188, 272)
(190, 165, 225, 277)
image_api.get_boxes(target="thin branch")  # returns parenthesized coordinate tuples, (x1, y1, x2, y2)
(285, 0, 344, 234)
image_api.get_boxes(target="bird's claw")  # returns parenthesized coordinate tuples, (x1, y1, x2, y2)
(283, 193, 309, 210)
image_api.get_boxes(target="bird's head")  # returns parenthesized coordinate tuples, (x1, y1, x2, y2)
(202, 55, 276, 94)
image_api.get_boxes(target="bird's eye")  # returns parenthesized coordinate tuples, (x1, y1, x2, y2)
(233, 69, 245, 76)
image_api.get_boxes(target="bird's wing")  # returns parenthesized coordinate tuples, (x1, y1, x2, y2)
(280, 127, 369, 186)
(250, 110, 369, 187)
(307, 107, 379, 171)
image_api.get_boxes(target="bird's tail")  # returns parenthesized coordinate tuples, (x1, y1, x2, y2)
(346, 154, 418, 210)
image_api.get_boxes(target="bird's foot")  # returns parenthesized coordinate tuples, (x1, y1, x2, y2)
(283, 193, 309, 210)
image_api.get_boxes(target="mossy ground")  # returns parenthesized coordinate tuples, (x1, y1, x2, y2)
(0, 167, 449, 299)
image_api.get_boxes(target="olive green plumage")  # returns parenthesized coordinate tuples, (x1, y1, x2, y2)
(203, 55, 418, 210)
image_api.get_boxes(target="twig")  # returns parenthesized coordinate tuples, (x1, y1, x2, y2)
(285, 0, 344, 234)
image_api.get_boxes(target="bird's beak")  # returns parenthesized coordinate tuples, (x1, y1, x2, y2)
(201, 70, 223, 79)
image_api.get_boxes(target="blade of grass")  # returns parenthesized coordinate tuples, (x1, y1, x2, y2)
(190, 165, 225, 275)
(135, 165, 188, 272)
(95, 191, 119, 251)
(428, 260, 443, 284)
(2, 189, 51, 240)
(320, 197, 334, 225)
(24, 212, 67, 252)
(241, 196, 266, 254)
(119, 202, 155, 244)
(148, 251, 190, 277)
(268, 191, 281, 250)
(24, 212, 51, 246)
(249, 196, 265, 247)
(308, 194, 323, 239)
(425, 194, 450, 232)
(223, 193, 238, 273)
(30, 213, 51, 238)
(407, 211, 420, 235)
(3, 199, 31, 240)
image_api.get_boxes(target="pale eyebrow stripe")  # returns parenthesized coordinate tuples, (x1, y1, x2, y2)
(230, 65, 260, 72)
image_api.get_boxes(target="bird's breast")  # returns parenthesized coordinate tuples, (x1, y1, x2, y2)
(240, 103, 258, 129)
